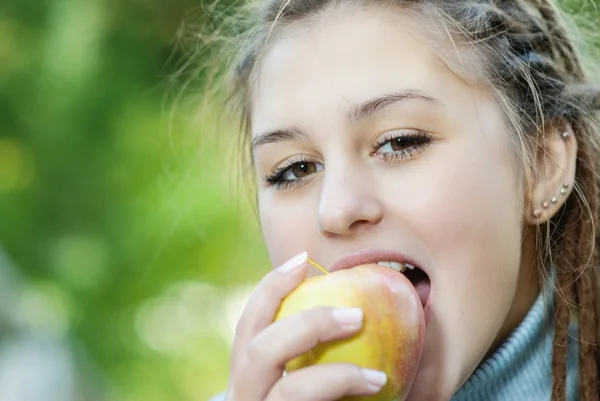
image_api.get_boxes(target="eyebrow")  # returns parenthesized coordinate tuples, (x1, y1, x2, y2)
(348, 89, 443, 122)
(252, 89, 442, 149)
(252, 126, 307, 149)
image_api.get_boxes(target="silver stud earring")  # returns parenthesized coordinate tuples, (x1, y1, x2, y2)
(562, 131, 570, 139)
(534, 183, 572, 218)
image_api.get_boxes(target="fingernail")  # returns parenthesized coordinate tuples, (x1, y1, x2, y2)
(278, 251, 308, 272)
(361, 368, 387, 391)
(332, 308, 363, 330)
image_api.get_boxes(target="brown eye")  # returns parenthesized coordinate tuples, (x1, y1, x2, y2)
(266, 157, 324, 189)
(290, 162, 317, 178)
(291, 163, 317, 178)
(372, 131, 433, 163)
(390, 137, 412, 151)
(281, 160, 323, 182)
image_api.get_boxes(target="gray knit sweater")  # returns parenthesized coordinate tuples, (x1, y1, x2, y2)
(451, 290, 580, 401)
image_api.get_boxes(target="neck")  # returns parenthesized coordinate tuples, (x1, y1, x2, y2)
(489, 232, 541, 358)
(453, 285, 580, 401)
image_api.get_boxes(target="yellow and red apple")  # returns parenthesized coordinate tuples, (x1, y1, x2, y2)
(274, 264, 425, 401)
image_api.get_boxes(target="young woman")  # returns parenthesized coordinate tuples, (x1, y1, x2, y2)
(204, 0, 600, 398)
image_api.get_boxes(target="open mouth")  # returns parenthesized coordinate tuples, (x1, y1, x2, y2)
(329, 251, 432, 308)
(375, 261, 431, 307)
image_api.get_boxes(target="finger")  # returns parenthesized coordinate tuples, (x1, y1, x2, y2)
(235, 306, 364, 401)
(266, 364, 388, 401)
(230, 252, 309, 371)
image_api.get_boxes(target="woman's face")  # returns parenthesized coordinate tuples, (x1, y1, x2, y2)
(250, 6, 539, 400)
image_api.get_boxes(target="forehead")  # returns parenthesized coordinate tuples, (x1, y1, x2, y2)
(250, 5, 481, 136)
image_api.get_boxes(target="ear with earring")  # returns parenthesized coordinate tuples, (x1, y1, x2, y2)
(532, 183, 570, 218)
(532, 130, 572, 219)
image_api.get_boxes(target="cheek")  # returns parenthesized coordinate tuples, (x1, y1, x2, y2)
(395, 135, 525, 393)
(258, 192, 317, 266)
(401, 135, 524, 286)
(425, 151, 521, 267)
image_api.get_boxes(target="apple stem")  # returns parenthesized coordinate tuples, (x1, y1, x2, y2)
(307, 258, 329, 275)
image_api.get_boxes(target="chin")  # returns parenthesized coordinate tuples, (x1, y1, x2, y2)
(404, 309, 465, 401)
(406, 368, 454, 401)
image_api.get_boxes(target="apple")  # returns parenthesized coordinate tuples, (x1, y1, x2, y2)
(274, 264, 425, 401)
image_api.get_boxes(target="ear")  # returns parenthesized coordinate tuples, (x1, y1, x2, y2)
(525, 121, 578, 225)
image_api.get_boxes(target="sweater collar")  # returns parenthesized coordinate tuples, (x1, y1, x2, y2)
(451, 288, 580, 401)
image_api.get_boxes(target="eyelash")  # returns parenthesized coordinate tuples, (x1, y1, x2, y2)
(370, 130, 433, 163)
(264, 131, 432, 190)
(264, 155, 317, 190)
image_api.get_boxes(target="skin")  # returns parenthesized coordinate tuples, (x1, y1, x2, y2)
(227, 5, 578, 401)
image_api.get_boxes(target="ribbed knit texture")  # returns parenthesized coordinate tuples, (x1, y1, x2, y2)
(451, 289, 580, 401)
(208, 290, 581, 401)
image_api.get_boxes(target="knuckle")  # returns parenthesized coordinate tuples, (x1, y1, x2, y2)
(260, 269, 281, 289)
(302, 306, 332, 325)
(308, 306, 336, 331)
(294, 310, 320, 337)
(348, 364, 371, 390)
(296, 308, 315, 329)
(289, 306, 338, 345)
(251, 280, 281, 311)
(350, 364, 366, 381)
(234, 316, 246, 338)
(245, 337, 264, 362)
(233, 296, 257, 336)
(314, 305, 334, 317)
(323, 363, 362, 389)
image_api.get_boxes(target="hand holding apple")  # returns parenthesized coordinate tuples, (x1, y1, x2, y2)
(224, 252, 424, 401)
(274, 264, 425, 401)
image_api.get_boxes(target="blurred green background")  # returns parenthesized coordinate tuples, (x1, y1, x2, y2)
(0, 1, 267, 400)
(0, 0, 598, 400)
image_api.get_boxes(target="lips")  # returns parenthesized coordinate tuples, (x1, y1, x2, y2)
(329, 249, 432, 308)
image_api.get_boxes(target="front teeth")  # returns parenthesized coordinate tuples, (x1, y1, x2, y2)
(377, 261, 407, 273)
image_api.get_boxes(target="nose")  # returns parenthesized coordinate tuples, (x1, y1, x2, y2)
(317, 165, 384, 237)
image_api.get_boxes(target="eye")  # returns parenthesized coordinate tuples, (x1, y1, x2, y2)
(265, 156, 324, 190)
(380, 137, 416, 152)
(372, 131, 432, 162)
(283, 161, 318, 180)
